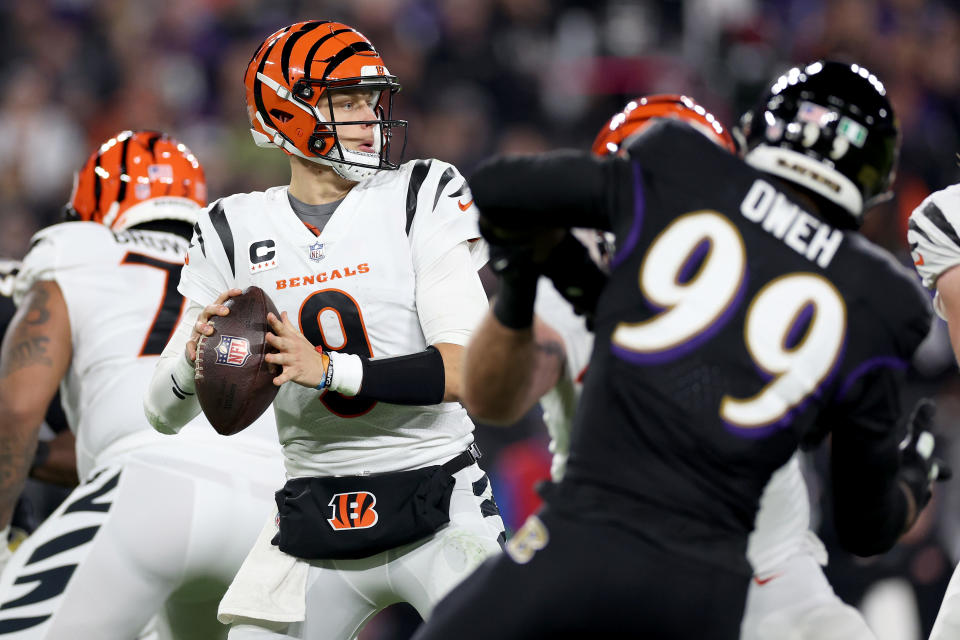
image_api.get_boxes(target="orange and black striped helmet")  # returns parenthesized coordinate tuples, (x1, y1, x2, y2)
(64, 130, 206, 231)
(244, 20, 407, 181)
(592, 94, 736, 157)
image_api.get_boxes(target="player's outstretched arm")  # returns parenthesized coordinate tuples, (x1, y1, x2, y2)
(469, 151, 628, 232)
(143, 289, 242, 434)
(462, 313, 565, 425)
(830, 396, 950, 556)
(0, 281, 71, 530)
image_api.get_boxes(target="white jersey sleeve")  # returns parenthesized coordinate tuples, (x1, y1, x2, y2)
(908, 184, 960, 317)
(407, 160, 488, 273)
(415, 241, 489, 347)
(178, 199, 234, 305)
(14, 234, 60, 304)
(406, 160, 489, 346)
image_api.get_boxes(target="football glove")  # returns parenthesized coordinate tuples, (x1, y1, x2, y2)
(540, 232, 608, 324)
(480, 217, 561, 329)
(899, 398, 952, 513)
(479, 218, 561, 280)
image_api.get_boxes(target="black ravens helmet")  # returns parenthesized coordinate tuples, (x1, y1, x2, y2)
(737, 60, 899, 228)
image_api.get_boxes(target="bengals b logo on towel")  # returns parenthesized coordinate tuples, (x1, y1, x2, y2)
(327, 492, 379, 530)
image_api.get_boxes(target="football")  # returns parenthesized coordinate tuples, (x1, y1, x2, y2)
(195, 286, 280, 436)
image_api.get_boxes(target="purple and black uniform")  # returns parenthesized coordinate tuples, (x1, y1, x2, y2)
(413, 121, 931, 640)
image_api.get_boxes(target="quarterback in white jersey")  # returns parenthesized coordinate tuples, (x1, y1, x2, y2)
(908, 183, 960, 640)
(143, 22, 503, 640)
(0, 131, 284, 640)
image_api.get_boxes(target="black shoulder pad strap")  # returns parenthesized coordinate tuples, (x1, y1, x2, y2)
(208, 201, 236, 278)
(406, 160, 433, 236)
(432, 167, 456, 211)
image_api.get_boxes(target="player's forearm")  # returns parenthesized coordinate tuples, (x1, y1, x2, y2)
(833, 479, 908, 556)
(145, 351, 201, 434)
(433, 343, 464, 402)
(0, 413, 40, 529)
(144, 313, 202, 434)
(0, 280, 71, 526)
(462, 313, 563, 425)
(831, 433, 909, 556)
(469, 151, 622, 231)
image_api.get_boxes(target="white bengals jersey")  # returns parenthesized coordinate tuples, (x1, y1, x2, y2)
(178, 159, 487, 478)
(15, 221, 278, 480)
(533, 279, 824, 575)
(908, 183, 960, 318)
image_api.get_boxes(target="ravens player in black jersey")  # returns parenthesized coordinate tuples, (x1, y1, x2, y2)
(412, 61, 950, 640)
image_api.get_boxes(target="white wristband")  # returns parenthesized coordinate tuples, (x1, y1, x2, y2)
(328, 351, 364, 397)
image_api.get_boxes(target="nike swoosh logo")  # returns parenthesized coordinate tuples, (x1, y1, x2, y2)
(458, 199, 474, 211)
(914, 254, 925, 266)
(753, 573, 781, 586)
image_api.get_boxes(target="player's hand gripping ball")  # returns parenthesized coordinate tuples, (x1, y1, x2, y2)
(195, 286, 280, 435)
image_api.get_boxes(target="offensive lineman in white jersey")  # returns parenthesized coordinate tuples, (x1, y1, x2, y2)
(909, 182, 960, 640)
(143, 21, 503, 640)
(464, 96, 875, 640)
(0, 130, 285, 639)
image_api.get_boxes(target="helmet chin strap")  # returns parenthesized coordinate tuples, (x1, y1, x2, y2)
(314, 152, 378, 183)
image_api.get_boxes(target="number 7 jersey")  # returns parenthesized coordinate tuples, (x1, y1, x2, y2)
(178, 160, 487, 478)
(15, 221, 282, 479)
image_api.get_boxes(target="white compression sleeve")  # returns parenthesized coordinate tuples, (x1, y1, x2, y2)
(143, 302, 203, 435)
(416, 241, 489, 347)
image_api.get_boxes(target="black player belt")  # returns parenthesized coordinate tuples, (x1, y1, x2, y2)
(271, 444, 481, 560)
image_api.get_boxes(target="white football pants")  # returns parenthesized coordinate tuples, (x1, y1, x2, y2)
(226, 462, 504, 640)
(0, 438, 283, 639)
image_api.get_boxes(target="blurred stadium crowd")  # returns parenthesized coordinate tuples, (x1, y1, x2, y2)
(2, 0, 960, 638)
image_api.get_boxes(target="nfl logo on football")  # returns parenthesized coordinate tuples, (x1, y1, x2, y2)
(309, 241, 325, 263)
(215, 335, 251, 367)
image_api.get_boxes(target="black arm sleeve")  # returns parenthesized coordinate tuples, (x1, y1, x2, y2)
(469, 150, 632, 232)
(355, 346, 445, 405)
(828, 365, 908, 556)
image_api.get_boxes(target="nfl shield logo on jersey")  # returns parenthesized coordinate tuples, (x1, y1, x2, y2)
(215, 335, 251, 367)
(309, 241, 325, 263)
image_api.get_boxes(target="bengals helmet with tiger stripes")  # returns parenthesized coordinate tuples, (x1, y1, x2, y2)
(592, 94, 736, 157)
(245, 20, 407, 182)
(64, 130, 206, 232)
